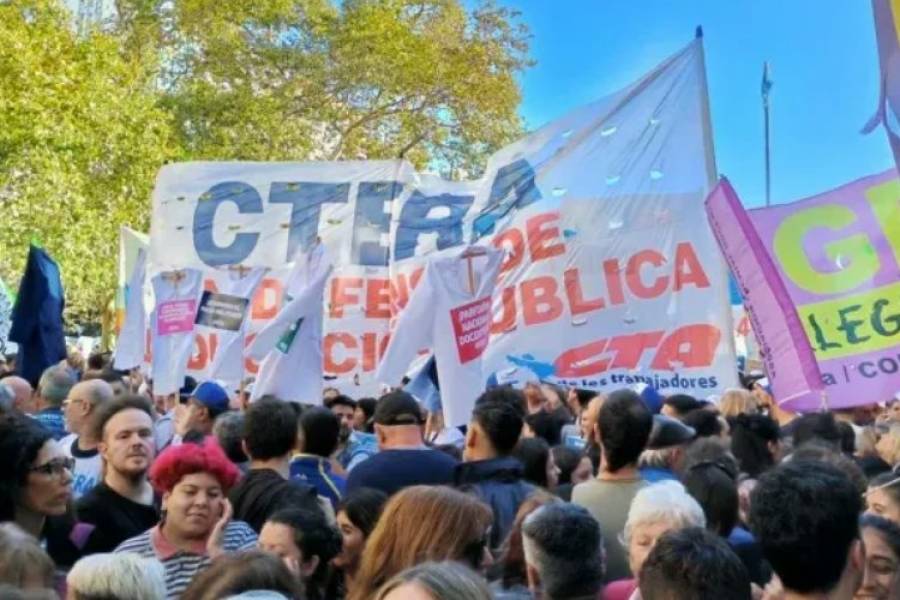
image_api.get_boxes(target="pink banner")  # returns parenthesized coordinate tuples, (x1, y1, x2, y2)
(156, 299, 197, 336)
(705, 178, 825, 412)
(748, 170, 900, 410)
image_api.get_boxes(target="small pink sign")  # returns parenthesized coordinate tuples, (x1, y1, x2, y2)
(156, 299, 197, 336)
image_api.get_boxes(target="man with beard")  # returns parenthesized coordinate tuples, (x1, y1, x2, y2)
(76, 395, 159, 552)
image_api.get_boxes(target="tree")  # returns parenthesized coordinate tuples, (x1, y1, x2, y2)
(114, 0, 531, 174)
(0, 0, 177, 324)
(0, 0, 530, 324)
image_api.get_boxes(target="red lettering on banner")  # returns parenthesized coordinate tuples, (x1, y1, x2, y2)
(330, 277, 363, 318)
(673, 242, 711, 291)
(325, 333, 357, 373)
(252, 279, 283, 319)
(361, 332, 390, 372)
(607, 331, 666, 369)
(626, 250, 669, 299)
(493, 228, 525, 274)
(521, 276, 563, 325)
(527, 213, 565, 261)
(554, 339, 611, 378)
(366, 279, 391, 319)
(389, 268, 425, 314)
(553, 325, 720, 377)
(651, 324, 720, 369)
(564, 268, 605, 315)
(491, 287, 517, 334)
(603, 259, 626, 306)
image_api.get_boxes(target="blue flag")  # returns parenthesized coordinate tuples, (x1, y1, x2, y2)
(9, 245, 66, 386)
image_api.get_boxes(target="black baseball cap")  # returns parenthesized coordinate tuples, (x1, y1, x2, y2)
(374, 390, 425, 426)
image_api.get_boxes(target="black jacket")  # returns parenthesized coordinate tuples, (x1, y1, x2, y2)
(455, 457, 535, 551)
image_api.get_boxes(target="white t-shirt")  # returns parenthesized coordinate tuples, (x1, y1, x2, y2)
(249, 246, 332, 403)
(377, 248, 503, 427)
(58, 434, 102, 500)
(150, 269, 204, 396)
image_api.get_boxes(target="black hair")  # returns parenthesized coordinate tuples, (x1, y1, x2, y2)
(243, 399, 299, 460)
(86, 353, 108, 371)
(94, 369, 125, 385)
(356, 397, 376, 419)
(681, 409, 724, 438)
(857, 455, 892, 480)
(0, 415, 54, 521)
(860, 513, 900, 560)
(639, 527, 751, 600)
(791, 443, 867, 496)
(683, 437, 740, 477)
(472, 394, 525, 455)
(749, 460, 862, 594)
(837, 421, 855, 455)
(598, 389, 652, 472)
(525, 411, 563, 447)
(337, 487, 388, 538)
(267, 508, 342, 600)
(181, 550, 304, 600)
(513, 437, 552, 488)
(476, 386, 526, 417)
(729, 414, 780, 478)
(683, 462, 739, 537)
(572, 388, 597, 411)
(791, 413, 842, 450)
(326, 394, 356, 411)
(300, 406, 340, 458)
(521, 503, 604, 599)
(90, 394, 155, 442)
(551, 445, 582, 485)
(663, 394, 704, 417)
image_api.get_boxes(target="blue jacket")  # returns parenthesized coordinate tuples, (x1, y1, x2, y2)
(289, 454, 346, 509)
(455, 457, 535, 551)
(9, 245, 66, 386)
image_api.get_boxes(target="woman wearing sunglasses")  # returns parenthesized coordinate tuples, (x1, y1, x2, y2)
(0, 413, 98, 570)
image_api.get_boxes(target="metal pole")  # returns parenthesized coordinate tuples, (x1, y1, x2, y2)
(762, 61, 772, 207)
(764, 99, 771, 207)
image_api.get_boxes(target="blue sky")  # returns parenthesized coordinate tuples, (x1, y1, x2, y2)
(505, 1, 895, 208)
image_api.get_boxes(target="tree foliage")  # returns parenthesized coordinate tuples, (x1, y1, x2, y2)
(0, 0, 531, 323)
(0, 0, 176, 326)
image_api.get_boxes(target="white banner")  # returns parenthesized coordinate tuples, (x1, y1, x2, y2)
(146, 38, 737, 399)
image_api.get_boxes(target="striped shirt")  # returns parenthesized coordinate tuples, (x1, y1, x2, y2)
(114, 521, 257, 599)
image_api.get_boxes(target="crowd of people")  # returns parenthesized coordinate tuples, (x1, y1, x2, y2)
(0, 351, 899, 600)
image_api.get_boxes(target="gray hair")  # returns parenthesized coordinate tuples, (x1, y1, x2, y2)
(622, 480, 706, 547)
(38, 365, 75, 407)
(0, 383, 14, 412)
(521, 503, 604, 600)
(639, 446, 678, 470)
(375, 562, 492, 600)
(67, 553, 166, 600)
(213, 411, 248, 465)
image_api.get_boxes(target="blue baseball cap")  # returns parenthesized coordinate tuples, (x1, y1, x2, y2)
(191, 381, 230, 416)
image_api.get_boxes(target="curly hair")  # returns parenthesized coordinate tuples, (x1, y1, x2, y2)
(0, 415, 54, 521)
(149, 439, 240, 495)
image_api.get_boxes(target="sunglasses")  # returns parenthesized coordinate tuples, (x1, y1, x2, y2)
(29, 457, 75, 477)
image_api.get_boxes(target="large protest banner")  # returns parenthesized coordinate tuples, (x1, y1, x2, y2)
(712, 170, 900, 410)
(147, 37, 737, 398)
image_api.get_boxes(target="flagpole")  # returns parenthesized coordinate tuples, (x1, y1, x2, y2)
(762, 61, 772, 207)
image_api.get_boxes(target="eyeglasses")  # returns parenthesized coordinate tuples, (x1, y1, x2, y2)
(29, 457, 75, 477)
